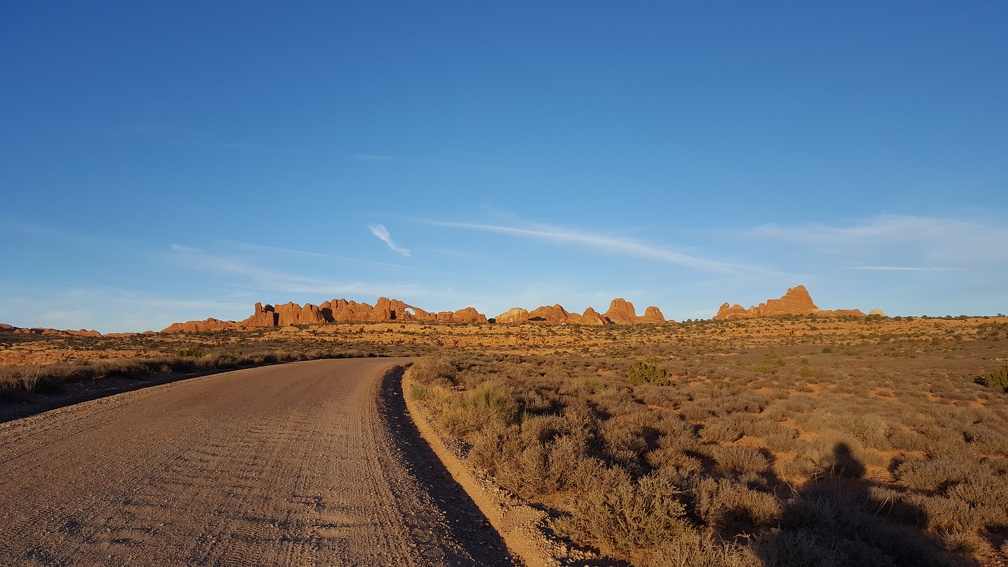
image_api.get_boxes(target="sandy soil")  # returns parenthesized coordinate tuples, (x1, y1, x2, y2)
(0, 358, 520, 566)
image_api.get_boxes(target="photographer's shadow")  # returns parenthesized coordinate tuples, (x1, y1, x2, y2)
(756, 442, 974, 567)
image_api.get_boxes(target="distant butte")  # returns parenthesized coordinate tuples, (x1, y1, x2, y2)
(713, 285, 868, 320)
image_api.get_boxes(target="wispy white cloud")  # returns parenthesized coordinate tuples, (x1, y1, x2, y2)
(166, 244, 420, 296)
(368, 224, 412, 257)
(851, 265, 952, 272)
(430, 220, 751, 274)
(746, 214, 1008, 270)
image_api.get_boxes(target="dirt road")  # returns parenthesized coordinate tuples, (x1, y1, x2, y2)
(0, 358, 520, 566)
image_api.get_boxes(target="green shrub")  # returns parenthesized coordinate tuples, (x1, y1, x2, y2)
(979, 366, 1008, 391)
(627, 359, 669, 385)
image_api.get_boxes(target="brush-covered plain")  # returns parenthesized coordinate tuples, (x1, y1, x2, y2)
(3, 315, 1007, 566)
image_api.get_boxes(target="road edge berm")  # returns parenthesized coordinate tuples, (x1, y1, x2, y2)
(402, 369, 592, 567)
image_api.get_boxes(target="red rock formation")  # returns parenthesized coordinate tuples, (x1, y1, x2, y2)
(580, 307, 608, 326)
(451, 307, 488, 324)
(161, 318, 233, 333)
(603, 298, 639, 324)
(0, 323, 103, 336)
(642, 306, 666, 324)
(528, 304, 573, 324)
(714, 285, 865, 320)
(160, 295, 674, 333)
(495, 299, 670, 325)
(495, 307, 530, 323)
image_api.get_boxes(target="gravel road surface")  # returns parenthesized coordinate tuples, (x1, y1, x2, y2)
(0, 358, 520, 566)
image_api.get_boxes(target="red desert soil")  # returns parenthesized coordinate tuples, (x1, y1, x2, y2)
(0, 358, 521, 566)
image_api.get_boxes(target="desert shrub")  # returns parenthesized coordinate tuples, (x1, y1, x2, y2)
(886, 426, 929, 452)
(865, 486, 929, 527)
(895, 457, 981, 492)
(557, 473, 689, 559)
(407, 355, 457, 386)
(436, 380, 520, 436)
(807, 437, 867, 478)
(781, 491, 841, 532)
(764, 428, 804, 453)
(813, 411, 891, 449)
(690, 477, 782, 532)
(945, 478, 1008, 528)
(699, 414, 749, 443)
(641, 528, 759, 567)
(471, 408, 602, 499)
(648, 449, 704, 484)
(600, 411, 659, 475)
(0, 366, 46, 392)
(408, 383, 430, 401)
(939, 529, 987, 555)
(979, 366, 1008, 391)
(894, 492, 979, 532)
(752, 529, 844, 567)
(628, 359, 669, 385)
(707, 445, 770, 477)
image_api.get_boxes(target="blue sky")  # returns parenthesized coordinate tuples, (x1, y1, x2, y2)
(2, 2, 1006, 332)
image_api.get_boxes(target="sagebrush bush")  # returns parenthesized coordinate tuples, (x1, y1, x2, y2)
(627, 359, 669, 385)
(436, 380, 520, 436)
(690, 477, 781, 532)
(979, 366, 1008, 391)
(710, 445, 771, 477)
(641, 528, 759, 567)
(896, 457, 980, 492)
(558, 473, 688, 559)
(407, 355, 458, 386)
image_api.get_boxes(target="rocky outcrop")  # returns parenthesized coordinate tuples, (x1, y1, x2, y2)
(714, 285, 865, 320)
(450, 307, 488, 324)
(528, 304, 573, 324)
(162, 296, 489, 333)
(602, 298, 637, 324)
(0, 323, 103, 337)
(160, 318, 233, 333)
(495, 307, 530, 324)
(642, 306, 666, 324)
(580, 307, 608, 326)
(494, 298, 669, 325)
